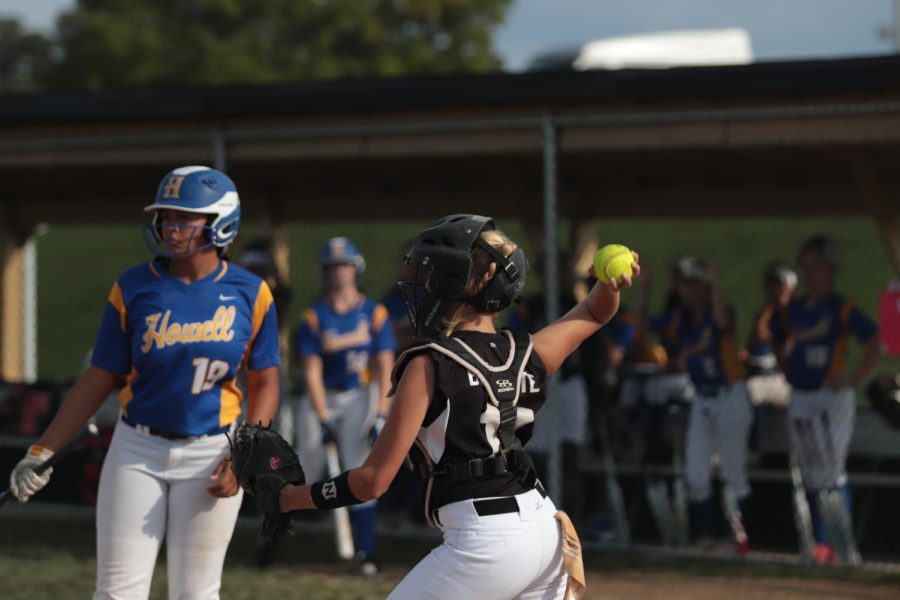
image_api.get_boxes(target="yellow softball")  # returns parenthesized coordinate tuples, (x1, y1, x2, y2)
(594, 244, 634, 285)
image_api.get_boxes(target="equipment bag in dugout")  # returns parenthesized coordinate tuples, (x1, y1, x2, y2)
(229, 422, 306, 541)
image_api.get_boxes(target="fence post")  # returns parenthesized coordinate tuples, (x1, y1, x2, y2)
(542, 114, 562, 505)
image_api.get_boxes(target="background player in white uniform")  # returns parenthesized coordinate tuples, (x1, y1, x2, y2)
(9, 166, 281, 599)
(772, 235, 880, 564)
(667, 257, 752, 551)
(276, 214, 639, 599)
(295, 237, 396, 573)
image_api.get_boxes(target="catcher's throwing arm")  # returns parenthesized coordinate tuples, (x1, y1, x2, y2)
(325, 440, 356, 560)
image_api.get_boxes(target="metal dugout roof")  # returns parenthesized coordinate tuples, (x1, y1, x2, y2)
(0, 54, 899, 230)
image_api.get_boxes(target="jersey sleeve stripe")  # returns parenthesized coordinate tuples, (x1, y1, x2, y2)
(108, 282, 128, 332)
(719, 331, 744, 383)
(243, 281, 275, 365)
(303, 308, 320, 334)
(373, 304, 389, 331)
(118, 368, 139, 415)
(219, 377, 243, 427)
(825, 301, 854, 382)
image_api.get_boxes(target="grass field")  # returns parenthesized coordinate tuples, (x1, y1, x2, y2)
(35, 216, 900, 380)
(1, 514, 899, 599)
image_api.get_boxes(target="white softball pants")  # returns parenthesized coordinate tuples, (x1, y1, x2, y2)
(296, 386, 377, 479)
(387, 488, 567, 600)
(94, 421, 242, 600)
(685, 384, 753, 502)
(526, 375, 589, 451)
(788, 387, 856, 490)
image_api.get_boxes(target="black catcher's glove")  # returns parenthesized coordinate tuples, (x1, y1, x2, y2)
(229, 422, 306, 541)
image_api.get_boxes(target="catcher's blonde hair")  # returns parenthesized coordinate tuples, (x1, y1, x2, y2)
(442, 229, 518, 336)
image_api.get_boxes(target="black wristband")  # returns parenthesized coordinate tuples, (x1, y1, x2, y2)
(310, 470, 363, 510)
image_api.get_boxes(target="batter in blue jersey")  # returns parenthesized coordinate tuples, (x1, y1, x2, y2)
(94, 258, 280, 435)
(9, 166, 281, 598)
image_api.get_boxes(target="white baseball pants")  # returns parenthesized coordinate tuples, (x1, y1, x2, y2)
(685, 383, 752, 502)
(94, 421, 242, 600)
(296, 386, 377, 479)
(788, 387, 856, 490)
(387, 488, 568, 600)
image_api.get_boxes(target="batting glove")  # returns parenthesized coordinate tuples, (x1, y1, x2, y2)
(320, 419, 337, 445)
(10, 445, 54, 503)
(369, 415, 387, 446)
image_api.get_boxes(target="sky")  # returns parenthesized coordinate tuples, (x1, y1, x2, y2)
(1, 0, 896, 71)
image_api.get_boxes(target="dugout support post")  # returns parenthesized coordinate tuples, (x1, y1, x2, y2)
(0, 221, 37, 383)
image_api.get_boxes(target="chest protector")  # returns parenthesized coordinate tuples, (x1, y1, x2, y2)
(391, 330, 538, 501)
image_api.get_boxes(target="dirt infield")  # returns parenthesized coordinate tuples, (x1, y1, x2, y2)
(584, 571, 900, 600)
(3, 513, 899, 599)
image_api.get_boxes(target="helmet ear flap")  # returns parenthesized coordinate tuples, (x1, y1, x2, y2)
(477, 246, 528, 312)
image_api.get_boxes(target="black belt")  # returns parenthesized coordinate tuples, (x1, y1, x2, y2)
(473, 481, 548, 517)
(121, 416, 229, 440)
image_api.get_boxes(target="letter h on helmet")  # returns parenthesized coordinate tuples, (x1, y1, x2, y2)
(142, 166, 241, 257)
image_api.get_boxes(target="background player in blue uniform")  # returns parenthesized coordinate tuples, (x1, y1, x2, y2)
(9, 166, 281, 599)
(773, 235, 880, 564)
(295, 237, 396, 574)
(667, 256, 752, 552)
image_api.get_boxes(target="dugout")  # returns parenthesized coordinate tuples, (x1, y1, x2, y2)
(3, 55, 900, 557)
(2, 54, 900, 378)
(2, 55, 900, 376)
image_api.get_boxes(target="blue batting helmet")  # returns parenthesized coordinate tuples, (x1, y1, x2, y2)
(319, 237, 366, 275)
(142, 166, 241, 256)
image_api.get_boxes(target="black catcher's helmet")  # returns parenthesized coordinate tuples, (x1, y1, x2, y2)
(399, 214, 528, 338)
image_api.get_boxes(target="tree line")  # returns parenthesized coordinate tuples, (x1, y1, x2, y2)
(0, 0, 512, 93)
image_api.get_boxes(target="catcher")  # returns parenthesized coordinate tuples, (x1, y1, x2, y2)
(234, 214, 638, 599)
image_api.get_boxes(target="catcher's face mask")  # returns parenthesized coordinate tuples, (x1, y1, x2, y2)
(398, 254, 443, 338)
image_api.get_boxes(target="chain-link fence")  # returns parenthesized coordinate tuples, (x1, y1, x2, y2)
(2, 110, 900, 571)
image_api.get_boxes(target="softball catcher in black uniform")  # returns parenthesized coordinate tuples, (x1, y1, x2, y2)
(270, 214, 638, 599)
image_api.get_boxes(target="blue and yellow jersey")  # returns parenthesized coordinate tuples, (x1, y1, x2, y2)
(773, 293, 877, 389)
(658, 308, 743, 390)
(91, 259, 281, 436)
(295, 297, 396, 390)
